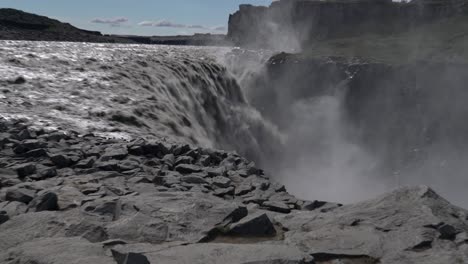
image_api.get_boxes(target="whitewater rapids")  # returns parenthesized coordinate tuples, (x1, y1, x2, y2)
(0, 40, 280, 165)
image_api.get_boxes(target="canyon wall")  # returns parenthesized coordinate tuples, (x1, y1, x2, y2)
(228, 0, 467, 50)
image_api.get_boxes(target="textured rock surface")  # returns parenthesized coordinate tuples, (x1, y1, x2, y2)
(227, 0, 467, 49)
(1, 118, 468, 263)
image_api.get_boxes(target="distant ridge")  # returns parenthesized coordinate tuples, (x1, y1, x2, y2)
(0, 8, 230, 46)
(0, 8, 132, 43)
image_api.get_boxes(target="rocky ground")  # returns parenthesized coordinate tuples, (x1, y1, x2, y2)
(1, 117, 468, 264)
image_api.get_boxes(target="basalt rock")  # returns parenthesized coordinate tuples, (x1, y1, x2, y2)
(0, 121, 468, 263)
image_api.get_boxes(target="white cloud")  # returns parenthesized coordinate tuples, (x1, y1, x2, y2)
(91, 17, 129, 26)
(138, 20, 226, 32)
(138, 20, 202, 29)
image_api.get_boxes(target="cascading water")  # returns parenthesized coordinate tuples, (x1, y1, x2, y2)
(0, 41, 281, 166)
(4, 40, 468, 206)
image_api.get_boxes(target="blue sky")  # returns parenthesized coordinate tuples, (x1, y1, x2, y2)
(1, 0, 272, 36)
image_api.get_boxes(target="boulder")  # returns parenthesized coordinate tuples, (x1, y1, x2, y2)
(28, 192, 58, 212)
(5, 188, 36, 204)
(14, 163, 36, 178)
(228, 212, 277, 237)
(263, 201, 291, 214)
(175, 164, 202, 174)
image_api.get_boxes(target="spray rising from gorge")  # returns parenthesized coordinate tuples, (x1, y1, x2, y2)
(3, 37, 468, 207)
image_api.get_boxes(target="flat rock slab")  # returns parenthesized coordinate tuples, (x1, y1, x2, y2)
(144, 243, 313, 264)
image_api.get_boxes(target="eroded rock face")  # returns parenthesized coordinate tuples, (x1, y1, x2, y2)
(227, 0, 466, 50)
(1, 119, 468, 263)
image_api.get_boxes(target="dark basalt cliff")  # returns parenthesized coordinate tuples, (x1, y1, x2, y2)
(228, 0, 468, 49)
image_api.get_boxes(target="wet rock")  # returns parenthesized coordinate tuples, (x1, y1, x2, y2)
(17, 128, 37, 140)
(46, 132, 70, 142)
(27, 192, 58, 212)
(24, 148, 48, 157)
(49, 153, 76, 168)
(101, 146, 128, 161)
(96, 160, 120, 172)
(13, 139, 46, 154)
(75, 157, 96, 169)
(175, 164, 202, 174)
(117, 160, 140, 172)
(14, 163, 37, 178)
(175, 155, 194, 165)
(263, 201, 291, 214)
(172, 144, 191, 156)
(228, 212, 277, 236)
(162, 154, 175, 167)
(5, 188, 36, 204)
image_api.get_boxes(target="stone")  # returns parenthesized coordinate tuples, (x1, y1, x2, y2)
(96, 160, 120, 171)
(228, 212, 277, 237)
(24, 148, 48, 157)
(218, 206, 248, 227)
(0, 237, 115, 264)
(0, 212, 8, 225)
(49, 154, 74, 168)
(206, 167, 225, 177)
(28, 192, 59, 212)
(235, 183, 254, 196)
(82, 197, 121, 221)
(17, 128, 37, 140)
(13, 139, 46, 154)
(213, 187, 235, 197)
(212, 176, 232, 188)
(162, 154, 175, 166)
(33, 166, 57, 180)
(112, 249, 150, 264)
(14, 163, 36, 178)
(143, 243, 312, 264)
(181, 175, 208, 184)
(175, 164, 202, 174)
(438, 223, 459, 240)
(5, 188, 36, 204)
(263, 201, 291, 214)
(75, 157, 96, 169)
(301, 200, 328, 211)
(101, 146, 128, 161)
(46, 132, 70, 142)
(175, 155, 194, 165)
(65, 220, 109, 243)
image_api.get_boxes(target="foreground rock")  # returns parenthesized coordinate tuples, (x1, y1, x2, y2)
(1, 119, 468, 263)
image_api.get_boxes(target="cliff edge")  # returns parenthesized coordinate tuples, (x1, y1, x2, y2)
(228, 0, 468, 50)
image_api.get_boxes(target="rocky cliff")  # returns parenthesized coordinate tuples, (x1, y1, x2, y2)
(228, 0, 468, 50)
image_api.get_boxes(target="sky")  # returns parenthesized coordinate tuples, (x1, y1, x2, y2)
(0, 0, 273, 36)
